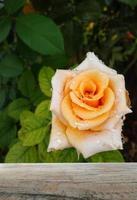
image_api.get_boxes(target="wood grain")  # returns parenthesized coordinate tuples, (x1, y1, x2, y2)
(0, 164, 136, 200)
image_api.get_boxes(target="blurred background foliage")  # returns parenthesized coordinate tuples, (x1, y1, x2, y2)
(0, 0, 137, 162)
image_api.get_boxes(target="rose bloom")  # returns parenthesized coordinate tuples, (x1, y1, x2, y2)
(48, 52, 131, 158)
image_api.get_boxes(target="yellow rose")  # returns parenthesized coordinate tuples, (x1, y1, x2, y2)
(48, 52, 131, 158)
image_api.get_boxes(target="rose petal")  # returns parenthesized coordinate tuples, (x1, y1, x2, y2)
(50, 69, 73, 124)
(79, 80, 96, 96)
(79, 80, 99, 107)
(72, 87, 115, 120)
(110, 74, 131, 115)
(66, 120, 123, 158)
(64, 77, 72, 96)
(70, 70, 109, 99)
(48, 115, 71, 152)
(75, 52, 117, 75)
(61, 94, 109, 130)
(70, 91, 96, 110)
(88, 75, 132, 131)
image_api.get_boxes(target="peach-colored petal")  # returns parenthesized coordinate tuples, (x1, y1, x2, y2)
(70, 91, 97, 111)
(110, 74, 131, 115)
(69, 70, 109, 109)
(72, 88, 115, 120)
(76, 80, 99, 107)
(61, 94, 109, 130)
(90, 75, 132, 131)
(64, 77, 72, 96)
(48, 115, 71, 151)
(82, 97, 99, 107)
(70, 70, 109, 99)
(50, 69, 73, 124)
(79, 80, 96, 97)
(66, 120, 123, 158)
(93, 75, 132, 130)
(93, 74, 132, 130)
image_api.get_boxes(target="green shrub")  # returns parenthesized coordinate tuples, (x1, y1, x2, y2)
(0, 0, 136, 162)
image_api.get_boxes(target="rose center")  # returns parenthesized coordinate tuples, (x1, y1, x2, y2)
(84, 89, 94, 98)
(79, 80, 96, 99)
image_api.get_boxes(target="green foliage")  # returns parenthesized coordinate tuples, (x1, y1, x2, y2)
(5, 142, 38, 163)
(5, 0, 25, 14)
(44, 54, 68, 69)
(0, 0, 134, 163)
(0, 17, 11, 43)
(76, 0, 102, 22)
(87, 151, 124, 162)
(0, 89, 6, 108)
(29, 88, 45, 106)
(35, 100, 51, 120)
(16, 14, 64, 55)
(7, 98, 31, 120)
(18, 70, 36, 97)
(39, 145, 83, 163)
(118, 0, 137, 8)
(18, 110, 49, 146)
(0, 54, 23, 77)
(39, 66, 54, 97)
(38, 125, 84, 163)
(0, 112, 17, 148)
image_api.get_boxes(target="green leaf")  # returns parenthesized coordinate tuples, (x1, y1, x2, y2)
(0, 89, 6, 108)
(29, 87, 46, 106)
(5, 0, 25, 14)
(0, 54, 23, 77)
(87, 150, 124, 162)
(39, 147, 82, 163)
(0, 17, 11, 43)
(17, 40, 38, 62)
(39, 66, 54, 97)
(18, 111, 49, 146)
(20, 110, 33, 125)
(9, 138, 19, 149)
(5, 142, 38, 163)
(44, 54, 68, 69)
(35, 100, 51, 120)
(7, 98, 31, 121)
(16, 14, 64, 55)
(0, 112, 17, 148)
(118, 0, 137, 8)
(9, 87, 17, 100)
(18, 70, 36, 97)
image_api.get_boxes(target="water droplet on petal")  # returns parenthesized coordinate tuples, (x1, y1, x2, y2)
(53, 138, 62, 148)
(56, 139, 62, 144)
(115, 114, 121, 119)
(96, 140, 101, 144)
(122, 115, 125, 121)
